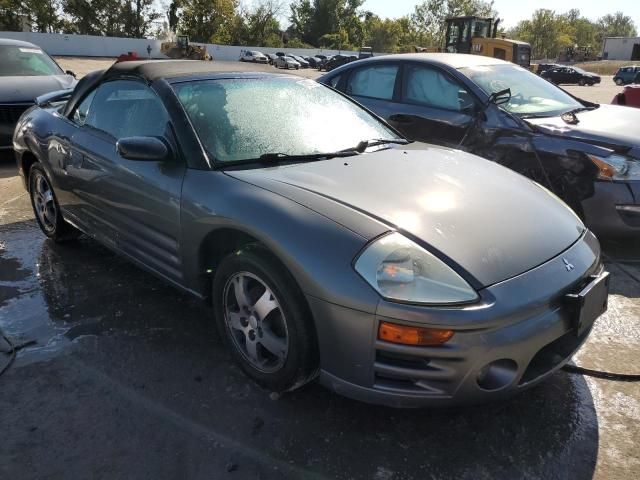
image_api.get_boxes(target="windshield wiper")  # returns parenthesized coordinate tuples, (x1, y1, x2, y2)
(354, 138, 411, 153)
(257, 149, 362, 164)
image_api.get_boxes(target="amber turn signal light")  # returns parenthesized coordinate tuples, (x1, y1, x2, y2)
(378, 321, 454, 346)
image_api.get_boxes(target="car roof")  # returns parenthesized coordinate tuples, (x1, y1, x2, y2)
(102, 59, 234, 81)
(63, 61, 294, 117)
(342, 53, 510, 69)
(0, 38, 42, 48)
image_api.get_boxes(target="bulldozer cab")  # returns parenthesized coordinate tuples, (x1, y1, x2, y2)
(177, 35, 189, 49)
(444, 16, 531, 68)
(444, 17, 494, 53)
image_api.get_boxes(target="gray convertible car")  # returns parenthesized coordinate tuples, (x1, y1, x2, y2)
(14, 61, 609, 407)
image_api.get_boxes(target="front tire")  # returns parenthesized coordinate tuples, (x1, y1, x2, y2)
(29, 164, 80, 242)
(615, 78, 623, 86)
(213, 247, 318, 392)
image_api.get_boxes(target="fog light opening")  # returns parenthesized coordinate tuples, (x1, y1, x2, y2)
(476, 359, 518, 391)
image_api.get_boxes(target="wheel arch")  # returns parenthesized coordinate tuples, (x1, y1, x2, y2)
(197, 226, 320, 359)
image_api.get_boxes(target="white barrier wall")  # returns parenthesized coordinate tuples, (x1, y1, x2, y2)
(0, 31, 371, 60)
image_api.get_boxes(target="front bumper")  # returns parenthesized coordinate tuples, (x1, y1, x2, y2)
(582, 180, 640, 237)
(309, 231, 603, 407)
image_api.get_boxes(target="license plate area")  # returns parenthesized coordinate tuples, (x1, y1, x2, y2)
(565, 271, 610, 337)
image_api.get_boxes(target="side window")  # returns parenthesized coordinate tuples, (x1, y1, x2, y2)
(84, 80, 169, 140)
(346, 64, 399, 100)
(72, 90, 96, 126)
(328, 74, 342, 90)
(402, 64, 473, 112)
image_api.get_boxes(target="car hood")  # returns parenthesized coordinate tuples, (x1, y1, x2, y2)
(0, 75, 76, 103)
(227, 144, 584, 287)
(525, 104, 640, 152)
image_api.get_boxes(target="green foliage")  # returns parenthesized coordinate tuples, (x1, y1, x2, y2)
(510, 9, 637, 60)
(6, 0, 639, 57)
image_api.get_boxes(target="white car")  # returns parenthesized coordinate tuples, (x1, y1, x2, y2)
(273, 56, 300, 70)
(239, 51, 268, 63)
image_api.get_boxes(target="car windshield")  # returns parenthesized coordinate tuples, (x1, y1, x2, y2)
(173, 77, 399, 164)
(461, 64, 582, 117)
(0, 45, 62, 76)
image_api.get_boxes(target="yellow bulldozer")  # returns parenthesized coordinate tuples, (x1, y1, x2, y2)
(160, 35, 211, 60)
(416, 16, 531, 68)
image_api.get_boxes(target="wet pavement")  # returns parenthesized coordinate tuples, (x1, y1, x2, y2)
(1, 159, 639, 479)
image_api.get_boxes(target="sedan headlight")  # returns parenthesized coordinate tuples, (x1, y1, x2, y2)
(588, 153, 640, 180)
(354, 232, 478, 304)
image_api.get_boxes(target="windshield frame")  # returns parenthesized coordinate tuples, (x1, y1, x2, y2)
(459, 63, 588, 119)
(169, 75, 406, 170)
(0, 44, 64, 77)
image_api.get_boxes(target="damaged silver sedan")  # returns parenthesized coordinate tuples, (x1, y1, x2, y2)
(14, 60, 609, 406)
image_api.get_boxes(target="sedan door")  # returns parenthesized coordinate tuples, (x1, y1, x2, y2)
(393, 63, 478, 146)
(67, 79, 186, 283)
(343, 63, 404, 126)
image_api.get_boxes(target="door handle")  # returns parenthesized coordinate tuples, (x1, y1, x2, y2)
(389, 114, 414, 124)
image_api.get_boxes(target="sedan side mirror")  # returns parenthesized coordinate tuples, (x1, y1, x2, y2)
(487, 88, 511, 106)
(116, 136, 170, 161)
(65, 70, 76, 78)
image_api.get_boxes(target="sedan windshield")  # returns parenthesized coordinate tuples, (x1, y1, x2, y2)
(460, 64, 582, 117)
(0, 45, 63, 77)
(173, 77, 400, 164)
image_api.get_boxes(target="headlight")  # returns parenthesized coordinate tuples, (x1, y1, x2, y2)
(588, 154, 640, 180)
(354, 232, 478, 304)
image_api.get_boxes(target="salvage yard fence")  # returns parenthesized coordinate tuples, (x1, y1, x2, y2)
(0, 31, 375, 61)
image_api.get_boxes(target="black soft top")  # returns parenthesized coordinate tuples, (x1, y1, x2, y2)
(63, 60, 222, 116)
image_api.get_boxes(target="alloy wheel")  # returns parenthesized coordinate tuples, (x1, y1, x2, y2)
(223, 272, 289, 373)
(32, 172, 57, 233)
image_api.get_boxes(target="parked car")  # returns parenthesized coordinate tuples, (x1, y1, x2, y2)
(265, 53, 278, 65)
(0, 38, 76, 150)
(612, 84, 640, 108)
(315, 55, 331, 70)
(239, 50, 268, 63)
(273, 55, 300, 70)
(613, 65, 640, 85)
(288, 54, 310, 68)
(303, 56, 320, 68)
(535, 63, 559, 75)
(319, 53, 640, 237)
(323, 54, 352, 72)
(541, 66, 601, 86)
(14, 60, 608, 407)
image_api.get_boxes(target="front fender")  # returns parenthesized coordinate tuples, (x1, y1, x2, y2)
(180, 169, 381, 313)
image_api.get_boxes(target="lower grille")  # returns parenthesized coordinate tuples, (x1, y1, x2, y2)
(0, 103, 32, 124)
(373, 349, 458, 395)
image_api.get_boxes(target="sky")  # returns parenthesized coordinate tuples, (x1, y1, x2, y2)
(359, 0, 640, 29)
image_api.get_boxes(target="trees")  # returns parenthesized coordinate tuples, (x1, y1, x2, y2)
(510, 9, 638, 60)
(4, 1, 638, 55)
(597, 12, 637, 44)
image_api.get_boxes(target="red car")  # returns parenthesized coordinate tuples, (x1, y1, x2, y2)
(612, 85, 640, 108)
(116, 51, 140, 63)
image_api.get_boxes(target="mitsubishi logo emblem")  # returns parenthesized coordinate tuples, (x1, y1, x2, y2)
(563, 258, 575, 272)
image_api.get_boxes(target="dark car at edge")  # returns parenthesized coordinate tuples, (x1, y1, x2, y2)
(0, 38, 76, 151)
(319, 53, 640, 237)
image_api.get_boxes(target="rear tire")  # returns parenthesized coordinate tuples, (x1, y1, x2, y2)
(28, 164, 80, 242)
(578, 79, 586, 86)
(212, 246, 319, 392)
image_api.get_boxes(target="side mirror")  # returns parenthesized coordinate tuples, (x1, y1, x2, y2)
(487, 88, 511, 106)
(65, 70, 76, 78)
(116, 136, 170, 161)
